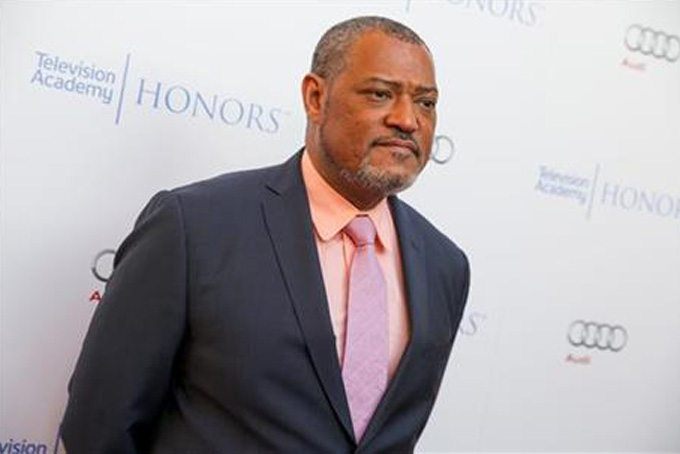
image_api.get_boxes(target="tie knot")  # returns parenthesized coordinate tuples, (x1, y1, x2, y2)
(344, 215, 377, 247)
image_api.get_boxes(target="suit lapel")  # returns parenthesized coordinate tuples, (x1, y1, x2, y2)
(358, 195, 429, 448)
(261, 151, 355, 441)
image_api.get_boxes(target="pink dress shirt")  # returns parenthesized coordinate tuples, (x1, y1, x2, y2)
(300, 150, 410, 380)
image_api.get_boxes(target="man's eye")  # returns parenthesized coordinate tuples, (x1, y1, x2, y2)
(369, 90, 391, 100)
(419, 99, 437, 110)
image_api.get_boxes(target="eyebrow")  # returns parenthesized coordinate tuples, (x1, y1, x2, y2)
(363, 77, 438, 95)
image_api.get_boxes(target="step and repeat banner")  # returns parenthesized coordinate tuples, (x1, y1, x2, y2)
(1, 1, 679, 453)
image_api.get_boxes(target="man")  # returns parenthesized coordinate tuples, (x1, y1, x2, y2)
(61, 16, 470, 454)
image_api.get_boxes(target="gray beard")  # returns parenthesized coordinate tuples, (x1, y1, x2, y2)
(338, 159, 416, 196)
(318, 127, 417, 198)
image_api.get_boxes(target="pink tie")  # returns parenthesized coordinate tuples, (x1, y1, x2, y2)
(342, 215, 388, 442)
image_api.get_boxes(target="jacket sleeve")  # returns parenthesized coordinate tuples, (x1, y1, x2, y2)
(61, 190, 188, 454)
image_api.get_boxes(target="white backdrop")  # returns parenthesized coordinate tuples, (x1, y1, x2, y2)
(1, 1, 679, 453)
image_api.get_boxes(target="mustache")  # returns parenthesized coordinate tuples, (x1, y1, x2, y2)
(371, 133, 421, 157)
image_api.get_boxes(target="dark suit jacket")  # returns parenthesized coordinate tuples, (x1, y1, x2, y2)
(61, 151, 471, 454)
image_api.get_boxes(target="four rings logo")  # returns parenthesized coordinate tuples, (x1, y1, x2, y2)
(625, 24, 680, 62)
(567, 320, 628, 352)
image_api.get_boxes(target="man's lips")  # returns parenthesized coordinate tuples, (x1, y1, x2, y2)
(373, 138, 420, 158)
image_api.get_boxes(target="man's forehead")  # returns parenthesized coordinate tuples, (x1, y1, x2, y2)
(348, 30, 431, 61)
(342, 31, 436, 85)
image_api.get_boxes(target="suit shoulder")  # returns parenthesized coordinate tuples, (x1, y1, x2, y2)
(397, 199, 468, 268)
(169, 163, 277, 205)
(129, 162, 282, 237)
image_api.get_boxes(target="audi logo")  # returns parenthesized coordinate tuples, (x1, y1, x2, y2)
(430, 134, 456, 164)
(625, 24, 680, 62)
(567, 320, 628, 352)
(91, 249, 116, 283)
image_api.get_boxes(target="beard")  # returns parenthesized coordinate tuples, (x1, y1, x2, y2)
(341, 158, 417, 195)
(318, 123, 420, 199)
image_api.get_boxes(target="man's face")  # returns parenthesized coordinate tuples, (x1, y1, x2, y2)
(314, 31, 438, 204)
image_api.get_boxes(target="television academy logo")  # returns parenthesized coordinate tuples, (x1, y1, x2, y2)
(31, 51, 115, 104)
(0, 438, 49, 454)
(30, 51, 287, 133)
(535, 164, 680, 222)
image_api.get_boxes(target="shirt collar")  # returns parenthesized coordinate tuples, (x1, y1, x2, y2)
(301, 149, 392, 250)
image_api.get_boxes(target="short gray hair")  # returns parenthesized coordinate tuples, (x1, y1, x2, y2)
(311, 16, 428, 81)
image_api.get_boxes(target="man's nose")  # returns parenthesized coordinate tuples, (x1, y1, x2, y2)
(385, 97, 418, 133)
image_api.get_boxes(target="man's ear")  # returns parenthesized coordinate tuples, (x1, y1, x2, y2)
(301, 73, 327, 123)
